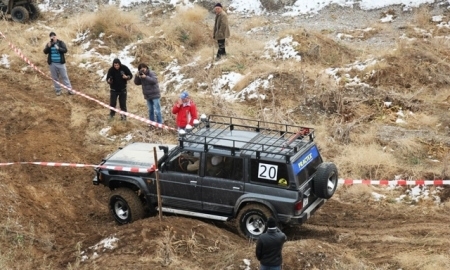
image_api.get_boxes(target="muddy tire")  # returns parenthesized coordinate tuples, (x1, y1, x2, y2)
(109, 188, 145, 225)
(236, 204, 273, 240)
(27, 3, 40, 20)
(313, 162, 338, 199)
(11, 6, 29, 23)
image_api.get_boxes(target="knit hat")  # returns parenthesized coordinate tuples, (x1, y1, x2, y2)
(49, 32, 56, 37)
(267, 217, 277, 228)
(180, 91, 189, 99)
(214, 3, 222, 8)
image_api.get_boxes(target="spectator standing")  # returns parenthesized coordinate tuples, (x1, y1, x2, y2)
(43, 32, 74, 96)
(134, 63, 163, 124)
(213, 3, 230, 60)
(172, 91, 198, 130)
(255, 217, 287, 270)
(106, 58, 133, 121)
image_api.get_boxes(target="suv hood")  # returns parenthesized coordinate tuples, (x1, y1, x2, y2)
(103, 142, 177, 169)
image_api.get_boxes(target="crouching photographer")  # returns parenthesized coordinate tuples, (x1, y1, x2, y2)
(134, 63, 163, 125)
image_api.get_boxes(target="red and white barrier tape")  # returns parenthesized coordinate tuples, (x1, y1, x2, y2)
(338, 179, 450, 186)
(0, 161, 155, 173)
(0, 31, 176, 131)
(1, 161, 449, 184)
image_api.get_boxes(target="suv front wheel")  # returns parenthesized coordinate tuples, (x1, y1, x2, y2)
(236, 204, 272, 239)
(109, 188, 145, 224)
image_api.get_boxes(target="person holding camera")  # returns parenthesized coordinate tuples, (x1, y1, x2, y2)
(134, 63, 163, 124)
(106, 58, 133, 121)
(43, 32, 74, 96)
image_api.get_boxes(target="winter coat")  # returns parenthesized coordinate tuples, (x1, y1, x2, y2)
(213, 10, 230, 40)
(172, 100, 198, 128)
(255, 228, 287, 267)
(106, 62, 133, 92)
(43, 39, 68, 65)
(134, 70, 161, 100)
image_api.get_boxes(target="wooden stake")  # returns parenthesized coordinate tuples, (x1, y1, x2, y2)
(153, 147, 162, 221)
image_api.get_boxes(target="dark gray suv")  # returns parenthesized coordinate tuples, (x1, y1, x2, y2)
(93, 115, 338, 239)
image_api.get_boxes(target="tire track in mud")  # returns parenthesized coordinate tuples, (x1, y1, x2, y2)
(283, 199, 450, 266)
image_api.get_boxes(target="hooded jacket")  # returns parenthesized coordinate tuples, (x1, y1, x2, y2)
(106, 59, 133, 91)
(134, 69, 161, 100)
(172, 99, 198, 128)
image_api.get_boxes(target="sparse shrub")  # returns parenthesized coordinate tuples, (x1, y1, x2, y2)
(78, 6, 142, 47)
(281, 28, 357, 67)
(413, 5, 433, 27)
(359, 38, 450, 89)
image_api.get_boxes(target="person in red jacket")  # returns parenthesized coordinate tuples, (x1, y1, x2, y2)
(172, 91, 198, 129)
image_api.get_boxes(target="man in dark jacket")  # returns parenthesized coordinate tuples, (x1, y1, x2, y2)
(255, 217, 287, 270)
(213, 3, 230, 60)
(134, 63, 163, 124)
(43, 31, 74, 96)
(106, 58, 133, 121)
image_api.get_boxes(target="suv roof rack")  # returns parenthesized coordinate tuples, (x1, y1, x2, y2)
(179, 115, 315, 163)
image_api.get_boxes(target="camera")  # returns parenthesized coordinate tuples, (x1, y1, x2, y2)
(139, 71, 144, 76)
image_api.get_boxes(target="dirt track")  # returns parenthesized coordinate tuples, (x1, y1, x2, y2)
(1, 74, 450, 269)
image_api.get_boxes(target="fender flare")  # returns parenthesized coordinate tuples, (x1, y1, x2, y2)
(234, 197, 277, 218)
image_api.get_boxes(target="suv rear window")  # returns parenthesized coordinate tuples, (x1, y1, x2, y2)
(292, 146, 322, 186)
(250, 160, 290, 187)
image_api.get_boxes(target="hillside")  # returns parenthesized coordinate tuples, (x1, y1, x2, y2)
(0, 0, 450, 269)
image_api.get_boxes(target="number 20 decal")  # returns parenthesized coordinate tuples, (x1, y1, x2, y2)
(258, 163, 278, 180)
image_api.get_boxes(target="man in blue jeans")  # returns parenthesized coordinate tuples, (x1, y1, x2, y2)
(43, 31, 74, 96)
(256, 217, 287, 270)
(134, 63, 163, 124)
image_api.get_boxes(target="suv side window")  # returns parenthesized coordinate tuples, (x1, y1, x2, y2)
(168, 150, 200, 175)
(205, 154, 244, 181)
(250, 160, 289, 187)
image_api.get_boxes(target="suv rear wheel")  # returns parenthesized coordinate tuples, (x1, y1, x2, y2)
(236, 204, 272, 239)
(109, 188, 145, 224)
(11, 6, 29, 23)
(313, 162, 338, 199)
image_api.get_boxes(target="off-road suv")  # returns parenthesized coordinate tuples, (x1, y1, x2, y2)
(93, 115, 338, 239)
(0, 0, 41, 23)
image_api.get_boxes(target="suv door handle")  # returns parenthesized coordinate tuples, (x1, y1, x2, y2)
(232, 186, 241, 190)
(190, 181, 197, 185)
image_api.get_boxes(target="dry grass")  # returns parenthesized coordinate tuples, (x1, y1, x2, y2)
(278, 28, 357, 67)
(241, 16, 269, 31)
(338, 184, 373, 203)
(413, 5, 434, 27)
(362, 38, 450, 88)
(334, 143, 400, 179)
(395, 252, 450, 270)
(75, 6, 142, 47)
